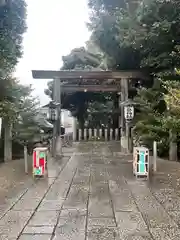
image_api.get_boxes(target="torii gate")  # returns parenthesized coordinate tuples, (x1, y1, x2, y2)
(32, 70, 148, 155)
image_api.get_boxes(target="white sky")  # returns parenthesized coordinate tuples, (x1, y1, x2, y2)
(15, 0, 90, 106)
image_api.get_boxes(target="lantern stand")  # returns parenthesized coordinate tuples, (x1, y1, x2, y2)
(48, 100, 60, 157)
(120, 99, 135, 153)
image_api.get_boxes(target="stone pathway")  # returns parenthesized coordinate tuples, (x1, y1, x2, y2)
(0, 156, 34, 219)
(1, 142, 180, 239)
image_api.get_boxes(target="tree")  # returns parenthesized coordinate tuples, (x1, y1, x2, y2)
(133, 80, 180, 157)
(104, 0, 180, 158)
(44, 47, 111, 128)
(12, 83, 40, 143)
(44, 47, 102, 99)
(0, 0, 27, 161)
(13, 103, 42, 147)
(133, 85, 169, 156)
(0, 80, 41, 161)
(116, 0, 180, 71)
(87, 0, 180, 158)
(0, 0, 27, 77)
(163, 80, 180, 115)
(87, 0, 142, 70)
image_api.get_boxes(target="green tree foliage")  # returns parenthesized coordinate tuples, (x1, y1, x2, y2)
(44, 47, 112, 128)
(0, 0, 27, 152)
(43, 0, 180, 156)
(0, 79, 41, 159)
(87, 0, 141, 70)
(0, 0, 27, 76)
(164, 81, 180, 115)
(113, 0, 180, 155)
(0, 0, 27, 121)
(133, 86, 168, 155)
(116, 0, 180, 71)
(88, 0, 180, 156)
(133, 79, 180, 156)
(0, 78, 33, 121)
(44, 47, 102, 99)
(12, 82, 42, 144)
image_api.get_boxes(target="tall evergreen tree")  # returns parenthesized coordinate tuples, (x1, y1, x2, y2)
(0, 0, 27, 161)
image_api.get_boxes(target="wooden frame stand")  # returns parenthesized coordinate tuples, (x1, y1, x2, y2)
(133, 147, 149, 179)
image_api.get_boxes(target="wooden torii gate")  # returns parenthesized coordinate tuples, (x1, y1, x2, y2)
(32, 70, 148, 155)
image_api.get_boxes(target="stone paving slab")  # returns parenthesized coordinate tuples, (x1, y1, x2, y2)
(1, 142, 180, 239)
(119, 234, 152, 240)
(12, 198, 40, 211)
(37, 199, 64, 211)
(0, 210, 33, 225)
(89, 181, 113, 218)
(88, 217, 116, 227)
(87, 226, 118, 240)
(115, 211, 148, 236)
(53, 230, 85, 240)
(59, 208, 87, 219)
(23, 225, 54, 234)
(28, 210, 59, 226)
(54, 208, 86, 239)
(0, 211, 33, 239)
(19, 235, 52, 240)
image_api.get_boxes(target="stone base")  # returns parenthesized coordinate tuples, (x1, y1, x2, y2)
(55, 136, 63, 156)
(121, 136, 129, 153)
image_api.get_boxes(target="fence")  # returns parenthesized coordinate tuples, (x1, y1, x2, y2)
(75, 128, 121, 141)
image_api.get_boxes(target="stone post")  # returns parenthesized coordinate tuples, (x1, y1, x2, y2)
(72, 117, 77, 141)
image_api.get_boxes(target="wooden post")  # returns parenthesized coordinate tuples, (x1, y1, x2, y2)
(120, 78, 129, 152)
(4, 120, 12, 162)
(52, 79, 57, 157)
(169, 129, 177, 161)
(120, 78, 125, 151)
(24, 145, 28, 174)
(126, 122, 130, 153)
(153, 141, 157, 172)
(118, 93, 121, 129)
(129, 127, 133, 153)
(56, 78, 62, 156)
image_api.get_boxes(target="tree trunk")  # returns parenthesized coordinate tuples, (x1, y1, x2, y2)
(4, 119, 12, 162)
